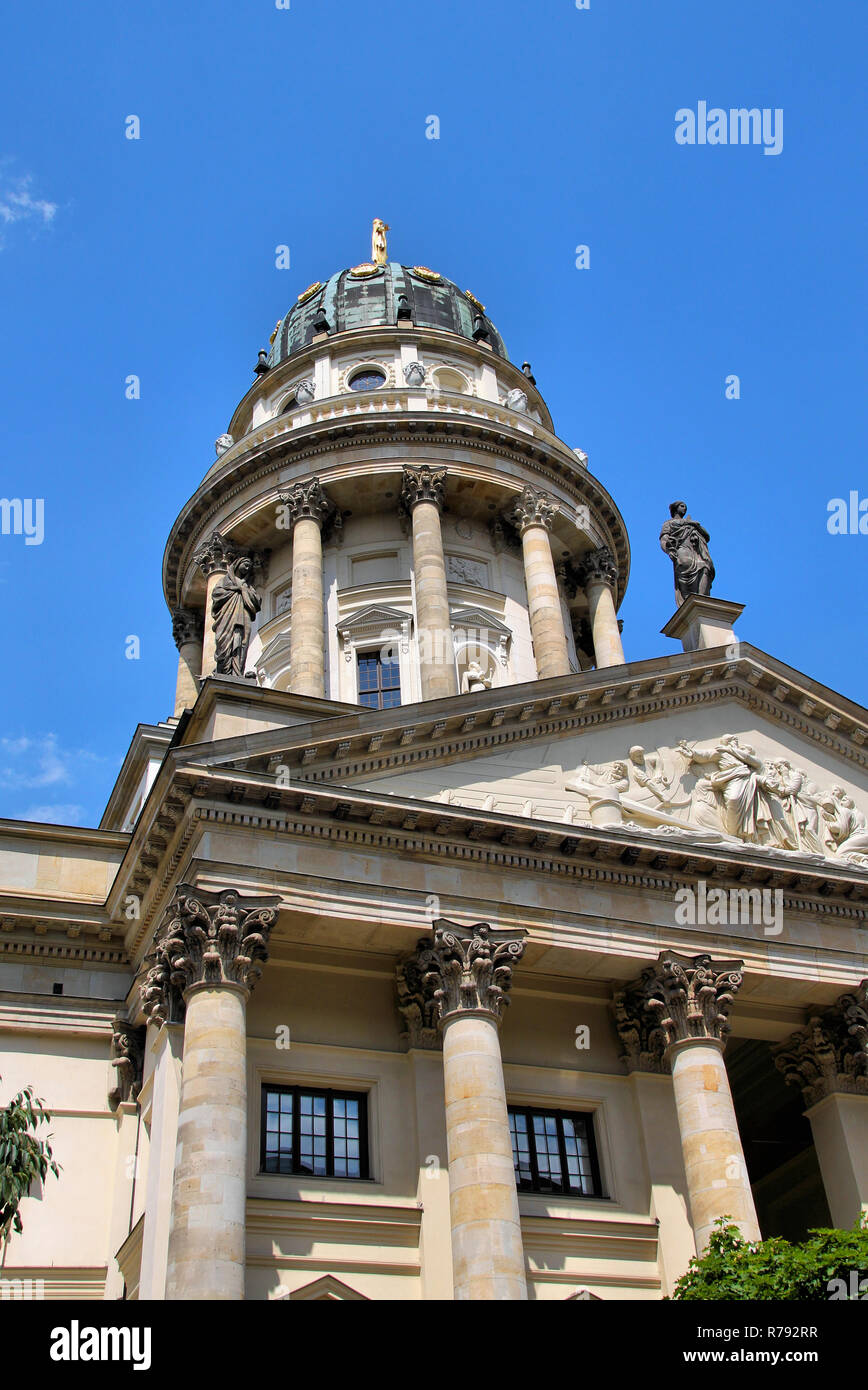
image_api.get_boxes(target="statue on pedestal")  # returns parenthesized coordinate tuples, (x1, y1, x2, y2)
(659, 501, 715, 605)
(212, 556, 261, 677)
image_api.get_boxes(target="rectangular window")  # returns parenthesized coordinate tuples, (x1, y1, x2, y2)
(508, 1105, 602, 1197)
(357, 648, 401, 710)
(261, 1085, 369, 1179)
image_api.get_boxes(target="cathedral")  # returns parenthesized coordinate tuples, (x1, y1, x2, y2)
(2, 223, 866, 1301)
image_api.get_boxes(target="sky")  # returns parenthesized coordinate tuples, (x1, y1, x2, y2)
(0, 0, 865, 827)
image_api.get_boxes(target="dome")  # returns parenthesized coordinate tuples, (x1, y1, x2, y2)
(267, 261, 508, 366)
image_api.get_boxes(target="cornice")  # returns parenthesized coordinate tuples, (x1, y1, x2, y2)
(180, 645, 868, 787)
(163, 414, 629, 610)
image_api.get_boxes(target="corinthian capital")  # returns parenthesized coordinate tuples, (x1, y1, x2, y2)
(629, 951, 745, 1050)
(611, 986, 669, 1074)
(401, 464, 447, 514)
(405, 919, 527, 1026)
(507, 485, 559, 535)
(579, 545, 618, 590)
(108, 1016, 146, 1107)
(171, 607, 204, 650)
(193, 529, 237, 577)
(773, 982, 868, 1107)
(142, 884, 281, 1017)
(277, 477, 336, 531)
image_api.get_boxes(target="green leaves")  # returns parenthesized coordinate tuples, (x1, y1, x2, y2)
(0, 1073, 61, 1243)
(670, 1215, 868, 1300)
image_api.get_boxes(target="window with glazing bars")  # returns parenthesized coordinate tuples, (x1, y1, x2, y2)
(356, 648, 401, 709)
(261, 1085, 368, 1179)
(508, 1105, 602, 1197)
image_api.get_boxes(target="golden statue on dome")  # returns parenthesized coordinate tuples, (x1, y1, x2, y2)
(372, 218, 390, 266)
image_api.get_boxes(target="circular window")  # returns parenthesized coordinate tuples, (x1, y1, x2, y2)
(349, 368, 386, 392)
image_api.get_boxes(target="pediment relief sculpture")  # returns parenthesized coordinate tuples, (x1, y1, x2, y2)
(566, 735, 868, 867)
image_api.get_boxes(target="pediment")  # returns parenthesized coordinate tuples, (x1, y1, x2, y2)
(275, 1275, 369, 1301)
(174, 643, 868, 875)
(450, 607, 512, 636)
(348, 700, 868, 873)
(337, 604, 411, 636)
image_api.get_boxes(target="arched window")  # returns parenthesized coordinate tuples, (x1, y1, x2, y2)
(348, 368, 386, 392)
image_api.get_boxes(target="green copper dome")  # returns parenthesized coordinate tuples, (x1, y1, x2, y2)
(267, 261, 508, 366)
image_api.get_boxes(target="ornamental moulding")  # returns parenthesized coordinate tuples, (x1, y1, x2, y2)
(400, 918, 527, 1026)
(617, 951, 745, 1059)
(165, 424, 625, 606)
(773, 982, 868, 1106)
(141, 882, 281, 1023)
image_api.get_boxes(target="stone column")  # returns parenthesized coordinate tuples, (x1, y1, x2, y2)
(580, 546, 625, 668)
(619, 952, 759, 1252)
(402, 466, 457, 700)
(507, 487, 570, 680)
(171, 609, 203, 715)
(143, 883, 280, 1300)
(402, 920, 529, 1300)
(773, 982, 868, 1228)
(280, 479, 335, 699)
(611, 990, 696, 1292)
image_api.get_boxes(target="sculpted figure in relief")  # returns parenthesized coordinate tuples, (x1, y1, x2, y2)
(212, 556, 261, 677)
(824, 787, 868, 862)
(461, 659, 492, 694)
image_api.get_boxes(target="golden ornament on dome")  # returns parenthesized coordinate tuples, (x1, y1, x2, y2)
(297, 281, 323, 303)
(349, 262, 380, 277)
(464, 289, 485, 312)
(412, 266, 442, 283)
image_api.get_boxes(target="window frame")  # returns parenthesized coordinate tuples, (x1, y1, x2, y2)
(508, 1103, 603, 1199)
(356, 646, 402, 710)
(259, 1083, 370, 1181)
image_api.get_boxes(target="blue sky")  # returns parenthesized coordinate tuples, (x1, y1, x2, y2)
(0, 0, 865, 826)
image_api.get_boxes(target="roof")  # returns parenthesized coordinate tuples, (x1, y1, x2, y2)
(267, 261, 508, 365)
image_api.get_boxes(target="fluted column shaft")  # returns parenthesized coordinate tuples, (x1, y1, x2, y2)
(669, 1037, 759, 1249)
(281, 479, 334, 699)
(172, 610, 203, 714)
(166, 983, 249, 1299)
(621, 951, 760, 1253)
(582, 548, 625, 668)
(509, 487, 570, 680)
(402, 467, 457, 700)
(403, 919, 528, 1299)
(441, 1010, 527, 1299)
(143, 884, 280, 1301)
(289, 516, 326, 697)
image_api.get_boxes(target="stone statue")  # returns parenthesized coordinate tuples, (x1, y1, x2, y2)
(212, 556, 261, 677)
(372, 218, 390, 266)
(627, 746, 675, 806)
(215, 433, 234, 456)
(679, 735, 782, 845)
(461, 659, 492, 694)
(824, 787, 868, 861)
(659, 501, 715, 605)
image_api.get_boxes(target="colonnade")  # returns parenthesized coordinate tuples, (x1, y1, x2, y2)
(143, 887, 868, 1300)
(170, 472, 626, 713)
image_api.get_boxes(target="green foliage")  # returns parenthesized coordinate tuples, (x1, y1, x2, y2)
(0, 1075, 61, 1241)
(671, 1216, 868, 1300)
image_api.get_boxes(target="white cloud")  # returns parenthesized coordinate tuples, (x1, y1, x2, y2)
(22, 803, 84, 825)
(0, 166, 57, 247)
(0, 734, 103, 791)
